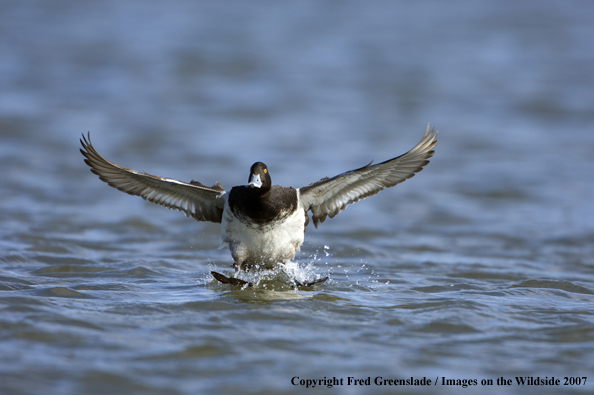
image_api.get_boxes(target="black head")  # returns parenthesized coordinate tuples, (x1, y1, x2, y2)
(247, 162, 271, 191)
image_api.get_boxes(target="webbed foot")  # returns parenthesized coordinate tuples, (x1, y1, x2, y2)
(211, 271, 251, 287)
(294, 276, 329, 287)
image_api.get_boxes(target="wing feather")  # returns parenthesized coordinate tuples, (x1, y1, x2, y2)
(80, 133, 226, 223)
(299, 125, 437, 227)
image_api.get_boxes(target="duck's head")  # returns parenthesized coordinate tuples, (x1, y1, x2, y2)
(248, 162, 271, 192)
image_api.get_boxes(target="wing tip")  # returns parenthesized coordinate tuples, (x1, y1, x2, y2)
(80, 131, 92, 150)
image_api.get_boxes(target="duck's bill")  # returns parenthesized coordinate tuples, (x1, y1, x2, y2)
(248, 173, 262, 188)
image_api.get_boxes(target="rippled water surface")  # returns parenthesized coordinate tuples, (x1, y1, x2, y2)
(2, 1, 594, 394)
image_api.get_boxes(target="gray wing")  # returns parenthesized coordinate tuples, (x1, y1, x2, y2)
(299, 125, 437, 227)
(80, 133, 226, 223)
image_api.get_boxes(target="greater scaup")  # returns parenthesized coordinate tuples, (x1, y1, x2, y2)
(80, 125, 437, 286)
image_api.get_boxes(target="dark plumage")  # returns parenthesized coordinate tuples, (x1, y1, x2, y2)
(228, 185, 299, 225)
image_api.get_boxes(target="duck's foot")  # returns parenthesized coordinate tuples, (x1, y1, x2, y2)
(211, 271, 328, 288)
(294, 276, 329, 287)
(211, 271, 251, 287)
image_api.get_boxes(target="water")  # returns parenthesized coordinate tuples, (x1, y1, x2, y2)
(1, 1, 594, 394)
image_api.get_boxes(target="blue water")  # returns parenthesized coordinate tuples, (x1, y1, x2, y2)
(1, 1, 594, 394)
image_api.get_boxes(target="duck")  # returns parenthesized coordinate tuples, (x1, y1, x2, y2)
(80, 125, 437, 286)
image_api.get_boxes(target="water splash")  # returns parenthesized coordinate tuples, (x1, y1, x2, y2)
(207, 256, 330, 290)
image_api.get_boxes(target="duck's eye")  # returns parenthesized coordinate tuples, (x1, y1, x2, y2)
(264, 169, 267, 174)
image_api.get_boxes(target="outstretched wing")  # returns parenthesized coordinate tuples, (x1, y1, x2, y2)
(299, 125, 437, 227)
(80, 133, 226, 223)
